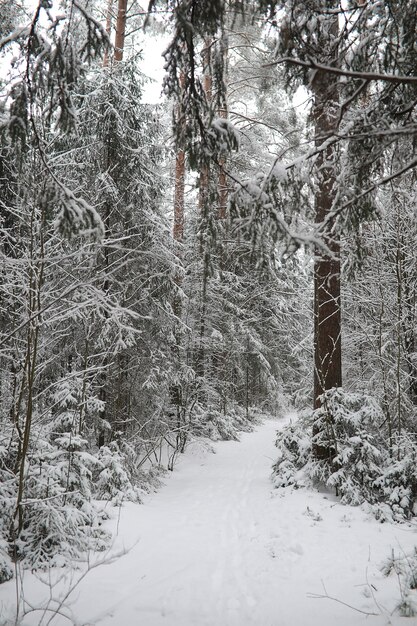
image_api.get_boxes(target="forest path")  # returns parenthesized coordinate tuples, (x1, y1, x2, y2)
(4, 416, 417, 626)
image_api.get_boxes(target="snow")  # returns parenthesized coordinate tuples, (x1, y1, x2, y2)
(271, 162, 288, 181)
(1, 416, 417, 626)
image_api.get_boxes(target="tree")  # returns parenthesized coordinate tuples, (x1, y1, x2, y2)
(307, 1, 342, 458)
(0, 0, 177, 577)
(158, 0, 417, 459)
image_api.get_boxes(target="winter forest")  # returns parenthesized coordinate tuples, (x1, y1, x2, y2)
(1, 0, 417, 624)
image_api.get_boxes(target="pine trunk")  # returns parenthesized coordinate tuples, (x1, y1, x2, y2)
(217, 36, 229, 220)
(312, 5, 342, 460)
(114, 0, 127, 63)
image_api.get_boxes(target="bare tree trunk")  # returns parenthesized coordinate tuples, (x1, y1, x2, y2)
(312, 4, 342, 460)
(218, 37, 229, 221)
(11, 198, 45, 542)
(114, 0, 127, 63)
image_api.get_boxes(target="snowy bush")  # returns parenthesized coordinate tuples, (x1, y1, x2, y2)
(94, 441, 143, 504)
(9, 430, 110, 568)
(0, 377, 113, 576)
(0, 445, 20, 580)
(16, 496, 109, 569)
(310, 389, 385, 505)
(374, 435, 417, 521)
(200, 409, 240, 441)
(0, 431, 111, 572)
(273, 414, 312, 488)
(0, 538, 13, 584)
(192, 405, 257, 443)
(272, 389, 400, 509)
(273, 389, 417, 520)
(0, 382, 167, 580)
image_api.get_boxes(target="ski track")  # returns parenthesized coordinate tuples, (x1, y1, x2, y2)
(2, 415, 417, 626)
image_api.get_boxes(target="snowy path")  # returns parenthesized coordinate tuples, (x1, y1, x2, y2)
(2, 417, 417, 626)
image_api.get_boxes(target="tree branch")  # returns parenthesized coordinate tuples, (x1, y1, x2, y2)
(266, 57, 417, 85)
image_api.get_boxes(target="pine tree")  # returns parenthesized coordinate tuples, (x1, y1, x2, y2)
(309, 1, 342, 458)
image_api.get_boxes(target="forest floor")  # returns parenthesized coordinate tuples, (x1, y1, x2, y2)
(2, 415, 417, 626)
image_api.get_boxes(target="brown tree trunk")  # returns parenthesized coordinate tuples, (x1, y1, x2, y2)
(218, 38, 229, 221)
(312, 5, 342, 460)
(114, 0, 127, 63)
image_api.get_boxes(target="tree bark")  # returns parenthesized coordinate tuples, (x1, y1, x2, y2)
(114, 0, 127, 63)
(218, 38, 229, 220)
(312, 4, 342, 460)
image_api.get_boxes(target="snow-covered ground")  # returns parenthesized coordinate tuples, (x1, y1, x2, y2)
(1, 415, 417, 626)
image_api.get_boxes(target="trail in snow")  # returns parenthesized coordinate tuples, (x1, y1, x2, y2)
(1, 416, 417, 626)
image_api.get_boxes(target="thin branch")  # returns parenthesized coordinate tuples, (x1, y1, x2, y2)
(322, 156, 417, 229)
(267, 57, 417, 85)
(307, 581, 379, 616)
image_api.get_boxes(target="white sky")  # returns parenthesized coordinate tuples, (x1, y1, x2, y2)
(135, 33, 168, 104)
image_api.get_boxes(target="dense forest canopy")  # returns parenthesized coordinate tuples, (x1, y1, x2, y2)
(0, 0, 417, 610)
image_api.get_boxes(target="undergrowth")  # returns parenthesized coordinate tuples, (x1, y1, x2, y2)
(273, 387, 417, 614)
(0, 399, 260, 584)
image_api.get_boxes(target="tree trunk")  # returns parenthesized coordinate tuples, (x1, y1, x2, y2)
(114, 0, 127, 63)
(195, 38, 213, 387)
(171, 72, 186, 430)
(312, 5, 342, 460)
(218, 37, 228, 221)
(97, 0, 127, 447)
